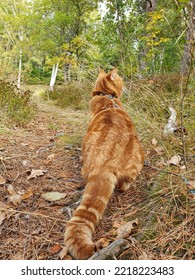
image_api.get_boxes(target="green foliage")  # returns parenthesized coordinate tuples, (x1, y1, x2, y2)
(0, 0, 193, 82)
(28, 65, 51, 84)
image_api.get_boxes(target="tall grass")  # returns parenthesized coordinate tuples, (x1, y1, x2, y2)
(123, 74, 194, 259)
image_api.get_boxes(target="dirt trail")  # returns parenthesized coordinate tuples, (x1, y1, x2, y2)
(0, 89, 88, 259)
(0, 89, 147, 260)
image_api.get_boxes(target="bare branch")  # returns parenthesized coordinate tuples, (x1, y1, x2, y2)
(89, 239, 130, 260)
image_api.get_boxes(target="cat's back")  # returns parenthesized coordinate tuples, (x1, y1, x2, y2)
(87, 107, 135, 135)
(82, 107, 143, 176)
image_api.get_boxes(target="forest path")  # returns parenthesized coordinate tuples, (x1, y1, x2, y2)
(0, 87, 152, 260)
(0, 87, 89, 259)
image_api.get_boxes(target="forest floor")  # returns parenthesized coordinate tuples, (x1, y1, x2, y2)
(0, 87, 194, 260)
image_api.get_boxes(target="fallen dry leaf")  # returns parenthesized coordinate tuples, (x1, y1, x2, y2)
(7, 184, 16, 195)
(7, 185, 21, 205)
(0, 175, 6, 185)
(180, 165, 186, 172)
(27, 169, 47, 180)
(167, 155, 181, 166)
(116, 218, 138, 239)
(48, 244, 62, 254)
(113, 216, 124, 229)
(0, 210, 6, 225)
(59, 247, 69, 260)
(21, 189, 33, 200)
(154, 146, 164, 155)
(41, 191, 66, 202)
(139, 251, 151, 260)
(151, 138, 158, 146)
(9, 193, 21, 205)
(47, 154, 56, 161)
(21, 160, 30, 167)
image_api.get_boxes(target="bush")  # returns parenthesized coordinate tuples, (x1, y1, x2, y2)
(0, 80, 36, 125)
(46, 81, 93, 110)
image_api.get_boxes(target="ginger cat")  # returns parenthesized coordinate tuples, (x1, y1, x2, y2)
(64, 68, 144, 259)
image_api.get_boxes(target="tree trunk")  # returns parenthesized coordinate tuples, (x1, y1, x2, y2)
(181, 0, 195, 75)
(146, 0, 157, 12)
(64, 63, 71, 82)
(116, 1, 125, 69)
(138, 0, 157, 75)
(17, 49, 22, 90)
(49, 63, 59, 91)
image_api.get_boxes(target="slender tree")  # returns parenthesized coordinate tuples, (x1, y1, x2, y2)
(181, 0, 195, 74)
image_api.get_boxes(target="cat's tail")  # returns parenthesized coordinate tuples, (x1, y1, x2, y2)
(64, 171, 116, 259)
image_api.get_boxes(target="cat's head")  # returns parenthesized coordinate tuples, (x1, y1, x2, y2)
(92, 68, 123, 98)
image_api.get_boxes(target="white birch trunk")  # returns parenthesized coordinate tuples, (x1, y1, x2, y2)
(49, 63, 59, 91)
(17, 49, 22, 90)
(49, 65, 55, 91)
(17, 33, 23, 91)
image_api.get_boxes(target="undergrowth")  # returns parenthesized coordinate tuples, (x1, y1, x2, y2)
(0, 81, 36, 125)
(45, 81, 92, 110)
(123, 74, 194, 259)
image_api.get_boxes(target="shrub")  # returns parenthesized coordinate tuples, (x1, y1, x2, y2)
(46, 81, 93, 110)
(0, 81, 36, 125)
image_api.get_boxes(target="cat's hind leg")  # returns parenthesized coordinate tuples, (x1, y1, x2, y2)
(116, 176, 131, 192)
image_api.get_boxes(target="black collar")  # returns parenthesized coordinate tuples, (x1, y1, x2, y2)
(96, 92, 117, 99)
(96, 92, 119, 108)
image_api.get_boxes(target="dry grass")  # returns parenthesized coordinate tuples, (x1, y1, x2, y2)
(120, 74, 195, 259)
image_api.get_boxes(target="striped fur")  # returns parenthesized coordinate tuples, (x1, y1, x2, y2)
(64, 68, 144, 259)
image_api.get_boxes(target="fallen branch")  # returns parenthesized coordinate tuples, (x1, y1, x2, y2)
(163, 107, 177, 135)
(89, 239, 130, 260)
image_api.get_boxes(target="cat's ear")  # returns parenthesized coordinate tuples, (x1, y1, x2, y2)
(98, 68, 106, 78)
(110, 68, 118, 81)
(99, 68, 106, 74)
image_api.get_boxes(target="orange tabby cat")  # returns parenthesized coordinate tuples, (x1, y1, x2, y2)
(64, 68, 144, 259)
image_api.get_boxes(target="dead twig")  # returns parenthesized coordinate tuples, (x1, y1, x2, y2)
(89, 239, 130, 260)
(1, 207, 68, 223)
